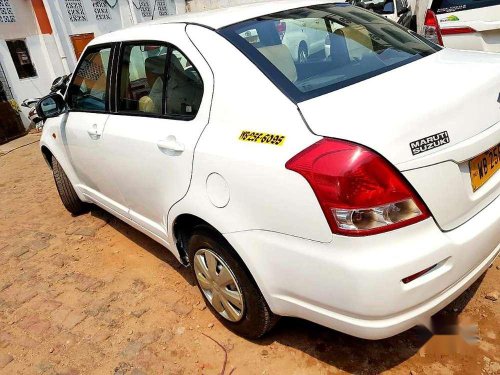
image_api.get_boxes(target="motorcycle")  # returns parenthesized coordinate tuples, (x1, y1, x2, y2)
(21, 74, 71, 131)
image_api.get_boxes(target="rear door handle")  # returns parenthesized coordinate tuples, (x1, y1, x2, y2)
(157, 136, 185, 154)
(87, 124, 101, 140)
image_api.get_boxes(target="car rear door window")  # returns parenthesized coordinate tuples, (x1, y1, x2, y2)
(118, 44, 168, 115)
(432, 0, 499, 13)
(67, 46, 111, 112)
(165, 49, 203, 118)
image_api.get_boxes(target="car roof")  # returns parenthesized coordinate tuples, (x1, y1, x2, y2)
(90, 0, 343, 45)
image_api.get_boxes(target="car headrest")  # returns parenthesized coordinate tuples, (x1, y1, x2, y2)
(145, 54, 167, 86)
(257, 44, 297, 83)
(335, 26, 373, 51)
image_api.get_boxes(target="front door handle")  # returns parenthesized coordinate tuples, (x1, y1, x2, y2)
(87, 124, 101, 140)
(157, 136, 185, 154)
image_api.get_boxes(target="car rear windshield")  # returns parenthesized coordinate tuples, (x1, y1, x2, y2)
(219, 4, 438, 102)
(432, 0, 498, 14)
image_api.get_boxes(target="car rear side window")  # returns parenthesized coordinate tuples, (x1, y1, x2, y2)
(220, 4, 438, 102)
(67, 46, 111, 112)
(431, 0, 498, 14)
(165, 49, 204, 117)
(118, 44, 168, 115)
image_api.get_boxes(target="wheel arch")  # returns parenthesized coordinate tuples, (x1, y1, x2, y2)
(171, 213, 260, 289)
(41, 145, 53, 169)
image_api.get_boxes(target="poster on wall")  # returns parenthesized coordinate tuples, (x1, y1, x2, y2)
(156, 0, 170, 16)
(92, 0, 112, 21)
(65, 0, 87, 22)
(139, 0, 152, 18)
(0, 0, 16, 23)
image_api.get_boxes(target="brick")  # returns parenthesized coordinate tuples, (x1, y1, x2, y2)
(121, 341, 144, 359)
(173, 301, 192, 316)
(92, 330, 111, 343)
(36, 299, 62, 314)
(130, 308, 148, 318)
(62, 311, 86, 330)
(0, 282, 12, 292)
(0, 352, 13, 368)
(28, 239, 50, 252)
(51, 308, 71, 326)
(73, 227, 96, 237)
(11, 247, 29, 258)
(16, 290, 38, 305)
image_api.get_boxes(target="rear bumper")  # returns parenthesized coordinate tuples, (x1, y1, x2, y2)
(225, 195, 499, 339)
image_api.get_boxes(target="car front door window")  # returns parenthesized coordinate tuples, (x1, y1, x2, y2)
(67, 47, 111, 112)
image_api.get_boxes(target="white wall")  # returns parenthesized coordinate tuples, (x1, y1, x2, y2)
(186, 0, 265, 12)
(0, 0, 189, 127)
(0, 34, 63, 126)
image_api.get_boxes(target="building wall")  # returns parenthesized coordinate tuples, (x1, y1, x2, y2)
(0, 1, 64, 126)
(186, 0, 264, 12)
(0, 0, 186, 128)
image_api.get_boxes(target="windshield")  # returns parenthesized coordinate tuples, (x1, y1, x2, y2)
(219, 4, 438, 102)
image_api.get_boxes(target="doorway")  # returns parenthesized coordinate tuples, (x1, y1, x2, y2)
(70, 33, 95, 60)
(0, 62, 25, 144)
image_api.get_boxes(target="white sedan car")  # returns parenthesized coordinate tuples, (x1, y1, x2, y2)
(422, 0, 500, 51)
(37, 0, 499, 340)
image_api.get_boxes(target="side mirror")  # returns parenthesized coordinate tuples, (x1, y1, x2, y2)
(36, 93, 67, 121)
(50, 74, 70, 94)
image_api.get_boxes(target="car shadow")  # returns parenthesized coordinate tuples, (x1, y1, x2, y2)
(89, 207, 195, 286)
(256, 273, 486, 374)
(89, 207, 488, 373)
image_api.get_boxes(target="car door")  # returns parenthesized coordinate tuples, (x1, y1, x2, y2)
(100, 29, 213, 242)
(63, 44, 128, 216)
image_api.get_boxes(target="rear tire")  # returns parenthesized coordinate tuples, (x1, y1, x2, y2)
(187, 228, 278, 339)
(51, 157, 89, 215)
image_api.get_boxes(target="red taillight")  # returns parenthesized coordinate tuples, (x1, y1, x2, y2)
(285, 139, 430, 236)
(441, 26, 476, 35)
(424, 10, 443, 46)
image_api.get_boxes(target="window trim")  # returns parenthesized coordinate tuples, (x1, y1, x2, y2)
(113, 39, 204, 121)
(65, 43, 116, 114)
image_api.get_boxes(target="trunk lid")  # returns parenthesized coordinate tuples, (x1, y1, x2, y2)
(298, 49, 500, 230)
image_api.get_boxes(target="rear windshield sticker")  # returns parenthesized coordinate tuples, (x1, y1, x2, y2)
(239, 131, 286, 146)
(410, 131, 450, 156)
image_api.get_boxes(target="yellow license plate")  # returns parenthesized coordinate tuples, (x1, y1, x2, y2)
(469, 143, 500, 192)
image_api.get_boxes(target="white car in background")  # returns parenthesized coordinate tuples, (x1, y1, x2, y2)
(37, 0, 499, 340)
(422, 0, 500, 51)
(240, 19, 328, 62)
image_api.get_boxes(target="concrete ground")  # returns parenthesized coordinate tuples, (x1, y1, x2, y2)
(0, 134, 498, 375)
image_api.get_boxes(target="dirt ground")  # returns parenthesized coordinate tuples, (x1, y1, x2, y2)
(0, 134, 498, 375)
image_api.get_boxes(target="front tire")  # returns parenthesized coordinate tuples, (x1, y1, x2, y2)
(51, 157, 89, 215)
(187, 228, 278, 339)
